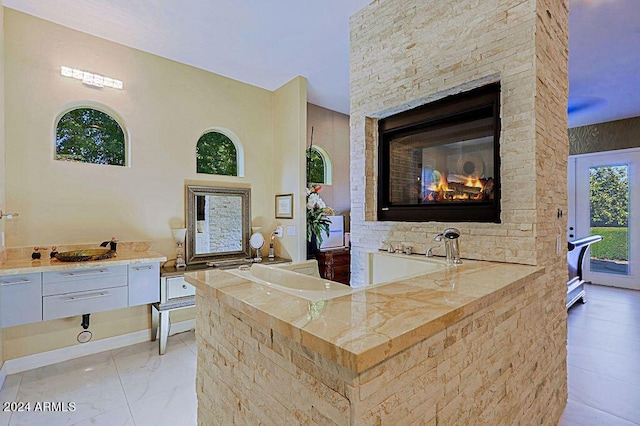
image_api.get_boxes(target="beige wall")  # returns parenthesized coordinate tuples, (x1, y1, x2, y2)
(0, 3, 5, 370)
(272, 77, 308, 261)
(349, 0, 569, 284)
(2, 9, 308, 359)
(569, 115, 640, 155)
(307, 103, 350, 224)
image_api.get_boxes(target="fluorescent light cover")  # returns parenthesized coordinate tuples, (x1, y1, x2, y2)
(60, 66, 123, 90)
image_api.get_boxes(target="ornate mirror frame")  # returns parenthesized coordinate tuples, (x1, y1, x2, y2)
(185, 185, 251, 265)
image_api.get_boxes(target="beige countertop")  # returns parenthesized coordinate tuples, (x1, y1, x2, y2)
(185, 256, 544, 373)
(0, 245, 166, 275)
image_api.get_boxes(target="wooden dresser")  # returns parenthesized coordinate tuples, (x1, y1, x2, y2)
(315, 247, 350, 285)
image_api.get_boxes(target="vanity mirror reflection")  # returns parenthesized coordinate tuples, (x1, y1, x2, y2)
(185, 185, 251, 265)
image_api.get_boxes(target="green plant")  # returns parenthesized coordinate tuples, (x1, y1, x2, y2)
(306, 186, 333, 247)
(590, 227, 628, 261)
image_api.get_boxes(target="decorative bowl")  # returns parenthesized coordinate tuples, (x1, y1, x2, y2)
(55, 249, 115, 262)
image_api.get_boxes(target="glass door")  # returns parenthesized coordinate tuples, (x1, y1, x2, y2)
(568, 149, 640, 290)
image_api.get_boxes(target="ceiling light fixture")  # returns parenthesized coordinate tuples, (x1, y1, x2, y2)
(60, 66, 123, 90)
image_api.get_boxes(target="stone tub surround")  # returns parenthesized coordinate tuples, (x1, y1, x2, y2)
(186, 259, 565, 424)
(0, 242, 166, 275)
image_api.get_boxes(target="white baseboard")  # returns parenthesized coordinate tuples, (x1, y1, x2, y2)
(168, 319, 195, 336)
(3, 319, 196, 376)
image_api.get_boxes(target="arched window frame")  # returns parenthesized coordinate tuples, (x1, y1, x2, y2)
(307, 145, 332, 185)
(53, 101, 129, 166)
(196, 127, 245, 177)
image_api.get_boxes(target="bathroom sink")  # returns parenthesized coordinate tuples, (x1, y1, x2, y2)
(55, 249, 114, 262)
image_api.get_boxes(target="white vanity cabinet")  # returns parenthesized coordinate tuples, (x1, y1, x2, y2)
(0, 256, 163, 328)
(128, 263, 160, 306)
(42, 266, 128, 321)
(0, 273, 42, 328)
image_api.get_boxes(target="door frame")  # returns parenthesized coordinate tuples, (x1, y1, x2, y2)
(568, 148, 640, 290)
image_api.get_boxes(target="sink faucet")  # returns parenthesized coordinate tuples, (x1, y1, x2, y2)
(100, 237, 118, 252)
(434, 228, 462, 264)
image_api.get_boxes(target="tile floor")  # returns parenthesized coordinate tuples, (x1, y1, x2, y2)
(559, 283, 640, 425)
(0, 331, 197, 426)
(1, 283, 639, 425)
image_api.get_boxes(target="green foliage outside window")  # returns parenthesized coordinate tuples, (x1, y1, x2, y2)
(590, 227, 628, 261)
(196, 132, 238, 176)
(55, 108, 126, 165)
(590, 166, 628, 227)
(306, 148, 325, 184)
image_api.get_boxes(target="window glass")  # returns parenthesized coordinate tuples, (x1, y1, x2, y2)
(55, 108, 126, 166)
(196, 131, 238, 176)
(307, 147, 326, 184)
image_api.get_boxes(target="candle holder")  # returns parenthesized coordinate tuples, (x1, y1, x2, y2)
(172, 228, 187, 268)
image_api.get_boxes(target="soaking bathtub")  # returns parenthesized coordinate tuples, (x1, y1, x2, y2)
(366, 251, 449, 285)
(227, 261, 354, 302)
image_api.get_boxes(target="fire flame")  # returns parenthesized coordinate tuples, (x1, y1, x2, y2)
(425, 171, 485, 201)
(465, 177, 484, 189)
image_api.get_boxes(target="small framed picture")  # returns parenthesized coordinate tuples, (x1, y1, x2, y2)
(275, 194, 294, 219)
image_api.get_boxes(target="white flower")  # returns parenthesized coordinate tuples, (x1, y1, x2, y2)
(307, 193, 326, 210)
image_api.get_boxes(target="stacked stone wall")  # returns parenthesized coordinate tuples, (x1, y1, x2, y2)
(349, 0, 569, 285)
(195, 271, 567, 424)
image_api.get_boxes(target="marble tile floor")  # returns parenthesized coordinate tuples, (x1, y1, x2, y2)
(0, 331, 197, 426)
(1, 283, 638, 425)
(560, 283, 640, 425)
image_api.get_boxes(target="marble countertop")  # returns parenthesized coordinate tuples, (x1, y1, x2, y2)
(0, 250, 167, 275)
(160, 256, 290, 278)
(185, 256, 544, 373)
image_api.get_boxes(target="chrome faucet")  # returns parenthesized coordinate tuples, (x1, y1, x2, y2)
(434, 228, 462, 264)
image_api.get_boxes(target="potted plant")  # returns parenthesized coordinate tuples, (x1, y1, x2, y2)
(306, 185, 333, 258)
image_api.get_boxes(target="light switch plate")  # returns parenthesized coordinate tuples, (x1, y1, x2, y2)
(286, 226, 296, 236)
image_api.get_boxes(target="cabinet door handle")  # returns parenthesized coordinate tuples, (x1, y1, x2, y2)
(64, 291, 109, 302)
(0, 278, 32, 286)
(132, 265, 154, 271)
(62, 269, 108, 278)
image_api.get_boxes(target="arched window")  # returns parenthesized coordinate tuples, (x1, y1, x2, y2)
(55, 107, 126, 166)
(196, 129, 244, 176)
(306, 146, 332, 185)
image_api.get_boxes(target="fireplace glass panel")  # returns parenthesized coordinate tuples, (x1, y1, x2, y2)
(378, 83, 500, 222)
(388, 110, 495, 205)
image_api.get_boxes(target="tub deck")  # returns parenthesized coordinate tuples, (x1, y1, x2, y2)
(185, 256, 543, 373)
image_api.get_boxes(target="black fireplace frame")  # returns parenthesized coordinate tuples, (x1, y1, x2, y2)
(377, 83, 501, 223)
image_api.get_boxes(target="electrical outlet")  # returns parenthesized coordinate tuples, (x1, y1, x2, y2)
(273, 226, 284, 238)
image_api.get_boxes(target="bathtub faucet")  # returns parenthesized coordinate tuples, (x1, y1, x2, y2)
(434, 228, 462, 264)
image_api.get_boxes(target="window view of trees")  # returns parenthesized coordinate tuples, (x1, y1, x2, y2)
(306, 147, 325, 184)
(196, 131, 238, 176)
(55, 108, 126, 165)
(590, 166, 628, 227)
(590, 165, 628, 263)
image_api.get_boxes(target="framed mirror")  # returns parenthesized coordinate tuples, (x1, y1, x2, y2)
(185, 185, 251, 265)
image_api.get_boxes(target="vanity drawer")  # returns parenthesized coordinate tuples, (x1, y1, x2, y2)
(128, 263, 160, 306)
(166, 276, 195, 300)
(43, 285, 128, 321)
(43, 266, 128, 296)
(0, 273, 42, 328)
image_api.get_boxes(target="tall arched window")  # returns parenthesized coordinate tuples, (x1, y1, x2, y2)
(55, 107, 126, 166)
(306, 146, 332, 185)
(196, 129, 244, 176)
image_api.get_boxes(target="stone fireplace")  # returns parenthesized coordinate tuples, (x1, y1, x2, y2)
(349, 0, 569, 278)
(349, 0, 569, 423)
